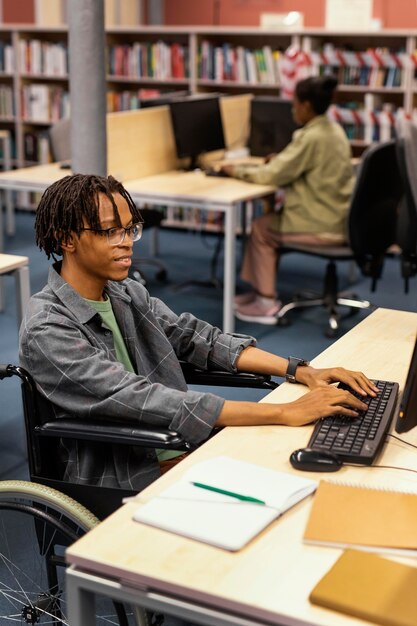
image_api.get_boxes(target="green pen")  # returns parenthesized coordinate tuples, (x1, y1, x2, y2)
(192, 481, 266, 505)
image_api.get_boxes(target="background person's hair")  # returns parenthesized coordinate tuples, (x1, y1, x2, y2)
(295, 75, 338, 115)
(35, 173, 142, 259)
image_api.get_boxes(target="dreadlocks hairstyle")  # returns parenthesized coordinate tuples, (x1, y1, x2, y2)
(35, 173, 142, 259)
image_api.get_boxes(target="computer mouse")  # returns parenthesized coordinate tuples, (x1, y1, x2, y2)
(289, 448, 343, 472)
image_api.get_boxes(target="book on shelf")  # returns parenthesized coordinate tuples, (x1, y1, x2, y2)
(133, 455, 317, 551)
(310, 549, 417, 626)
(0, 40, 14, 73)
(23, 130, 50, 163)
(304, 480, 417, 557)
(0, 85, 14, 118)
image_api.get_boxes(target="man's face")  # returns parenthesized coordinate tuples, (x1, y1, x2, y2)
(62, 192, 135, 299)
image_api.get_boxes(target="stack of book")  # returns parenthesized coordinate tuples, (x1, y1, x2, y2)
(107, 41, 189, 80)
(198, 40, 281, 85)
(19, 39, 68, 76)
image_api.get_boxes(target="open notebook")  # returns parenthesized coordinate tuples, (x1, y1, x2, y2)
(133, 456, 317, 551)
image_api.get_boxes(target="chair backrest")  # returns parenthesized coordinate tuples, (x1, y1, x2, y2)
(395, 118, 417, 260)
(48, 117, 71, 162)
(348, 140, 403, 286)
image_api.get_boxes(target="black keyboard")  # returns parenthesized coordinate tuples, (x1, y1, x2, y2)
(308, 380, 399, 465)
(204, 168, 230, 178)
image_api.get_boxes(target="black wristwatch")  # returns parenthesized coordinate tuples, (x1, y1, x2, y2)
(285, 357, 309, 383)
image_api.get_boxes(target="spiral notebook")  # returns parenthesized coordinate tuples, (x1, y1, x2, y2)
(133, 456, 317, 551)
(303, 481, 417, 557)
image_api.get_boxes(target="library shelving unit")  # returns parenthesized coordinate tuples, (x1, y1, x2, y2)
(301, 29, 416, 154)
(0, 25, 416, 168)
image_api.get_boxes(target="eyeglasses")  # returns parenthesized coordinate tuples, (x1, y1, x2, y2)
(80, 222, 143, 246)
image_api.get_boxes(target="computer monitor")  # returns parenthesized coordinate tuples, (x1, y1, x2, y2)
(395, 335, 417, 433)
(168, 95, 225, 170)
(249, 96, 298, 157)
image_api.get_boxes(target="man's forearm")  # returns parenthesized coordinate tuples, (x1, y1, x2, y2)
(235, 346, 288, 378)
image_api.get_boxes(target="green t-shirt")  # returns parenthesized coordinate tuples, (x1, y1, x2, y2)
(86, 296, 182, 461)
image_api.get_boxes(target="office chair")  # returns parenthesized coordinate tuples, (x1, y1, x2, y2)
(48, 118, 168, 286)
(276, 140, 404, 337)
(1, 362, 277, 520)
(394, 117, 417, 293)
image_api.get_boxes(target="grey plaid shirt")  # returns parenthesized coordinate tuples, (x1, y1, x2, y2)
(19, 263, 255, 490)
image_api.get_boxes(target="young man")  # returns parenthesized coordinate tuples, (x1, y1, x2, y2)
(20, 174, 375, 491)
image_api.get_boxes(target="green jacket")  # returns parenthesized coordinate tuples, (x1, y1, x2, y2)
(234, 116, 354, 236)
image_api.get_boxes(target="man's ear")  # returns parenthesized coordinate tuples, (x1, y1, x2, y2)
(59, 233, 75, 254)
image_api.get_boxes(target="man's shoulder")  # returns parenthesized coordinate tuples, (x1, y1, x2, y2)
(23, 285, 69, 329)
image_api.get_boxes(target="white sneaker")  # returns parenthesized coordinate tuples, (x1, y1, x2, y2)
(235, 298, 282, 325)
(234, 291, 257, 307)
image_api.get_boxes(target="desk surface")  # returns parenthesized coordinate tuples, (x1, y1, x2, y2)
(125, 169, 274, 207)
(0, 162, 69, 192)
(0, 253, 29, 273)
(66, 307, 417, 626)
(0, 162, 275, 206)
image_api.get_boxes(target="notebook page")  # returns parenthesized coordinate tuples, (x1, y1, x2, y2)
(133, 456, 317, 551)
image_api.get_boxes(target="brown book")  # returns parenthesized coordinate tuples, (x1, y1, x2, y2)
(303, 481, 417, 556)
(309, 549, 417, 626)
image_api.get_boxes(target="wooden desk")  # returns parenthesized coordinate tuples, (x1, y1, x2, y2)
(0, 253, 30, 327)
(0, 163, 274, 333)
(66, 308, 417, 626)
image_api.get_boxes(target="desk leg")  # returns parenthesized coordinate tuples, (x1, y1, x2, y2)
(150, 225, 158, 256)
(67, 568, 96, 626)
(14, 265, 31, 328)
(223, 204, 237, 334)
(5, 190, 14, 236)
(3, 133, 14, 236)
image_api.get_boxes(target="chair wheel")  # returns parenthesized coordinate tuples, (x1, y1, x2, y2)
(325, 327, 338, 338)
(277, 316, 291, 327)
(156, 269, 168, 282)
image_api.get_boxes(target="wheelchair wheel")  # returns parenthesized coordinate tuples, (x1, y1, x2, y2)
(0, 480, 147, 625)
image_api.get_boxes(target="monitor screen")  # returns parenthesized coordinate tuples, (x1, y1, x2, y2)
(169, 96, 225, 170)
(395, 335, 417, 433)
(249, 97, 298, 157)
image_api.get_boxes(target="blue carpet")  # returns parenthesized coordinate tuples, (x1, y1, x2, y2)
(1, 210, 416, 480)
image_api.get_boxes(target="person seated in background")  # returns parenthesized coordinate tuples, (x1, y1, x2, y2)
(19, 174, 376, 491)
(221, 75, 355, 325)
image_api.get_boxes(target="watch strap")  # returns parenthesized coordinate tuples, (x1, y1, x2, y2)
(286, 357, 309, 383)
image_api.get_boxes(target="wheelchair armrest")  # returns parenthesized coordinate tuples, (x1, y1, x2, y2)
(36, 419, 190, 451)
(180, 361, 278, 390)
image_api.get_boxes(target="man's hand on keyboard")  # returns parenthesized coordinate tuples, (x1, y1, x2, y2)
(281, 386, 369, 426)
(294, 366, 379, 397)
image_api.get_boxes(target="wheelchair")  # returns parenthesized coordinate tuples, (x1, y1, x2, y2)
(0, 363, 277, 624)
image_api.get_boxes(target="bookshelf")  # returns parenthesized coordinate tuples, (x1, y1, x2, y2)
(0, 25, 417, 169)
